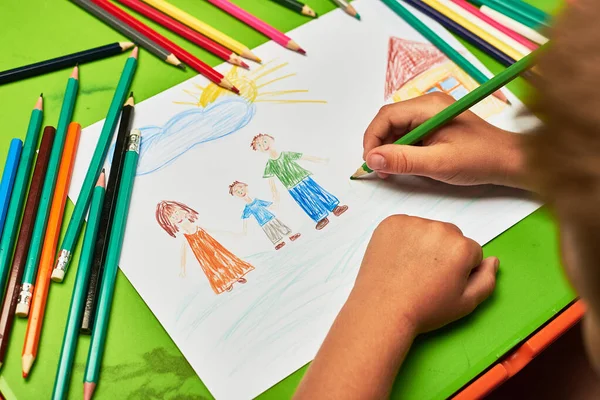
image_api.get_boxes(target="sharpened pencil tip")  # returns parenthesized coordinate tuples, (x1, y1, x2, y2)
(240, 61, 250, 69)
(232, 86, 240, 95)
(35, 95, 43, 110)
(71, 65, 79, 79)
(176, 63, 187, 71)
(131, 47, 139, 59)
(130, 91, 134, 98)
(297, 48, 307, 55)
(355, 13, 361, 20)
(84, 382, 96, 400)
(40, 93, 43, 97)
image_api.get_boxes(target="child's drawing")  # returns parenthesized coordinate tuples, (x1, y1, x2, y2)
(118, 61, 326, 176)
(155, 200, 254, 294)
(385, 37, 506, 118)
(229, 181, 301, 250)
(251, 134, 348, 230)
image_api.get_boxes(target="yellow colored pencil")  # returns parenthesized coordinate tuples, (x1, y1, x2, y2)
(421, 0, 526, 62)
(141, 0, 261, 62)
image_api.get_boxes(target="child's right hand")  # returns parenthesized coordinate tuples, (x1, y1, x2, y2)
(362, 93, 527, 189)
(352, 214, 499, 335)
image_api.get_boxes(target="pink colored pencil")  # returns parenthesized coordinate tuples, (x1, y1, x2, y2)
(205, 0, 306, 54)
(451, 0, 538, 51)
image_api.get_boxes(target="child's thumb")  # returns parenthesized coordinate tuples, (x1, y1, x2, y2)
(462, 257, 499, 310)
(366, 144, 442, 177)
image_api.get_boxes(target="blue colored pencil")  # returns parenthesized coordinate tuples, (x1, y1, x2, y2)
(0, 140, 24, 238)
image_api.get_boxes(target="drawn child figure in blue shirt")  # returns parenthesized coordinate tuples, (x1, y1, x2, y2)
(230, 181, 301, 250)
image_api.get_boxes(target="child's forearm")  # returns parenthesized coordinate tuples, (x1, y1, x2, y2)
(294, 290, 415, 400)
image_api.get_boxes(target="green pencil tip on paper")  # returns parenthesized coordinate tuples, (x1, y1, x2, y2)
(355, 13, 361, 20)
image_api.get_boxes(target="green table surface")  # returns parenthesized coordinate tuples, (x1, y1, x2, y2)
(0, 0, 572, 399)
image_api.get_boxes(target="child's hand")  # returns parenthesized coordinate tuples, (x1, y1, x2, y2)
(363, 93, 526, 189)
(352, 214, 499, 334)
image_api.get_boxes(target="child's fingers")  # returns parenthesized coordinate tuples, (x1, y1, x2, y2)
(462, 257, 499, 311)
(362, 93, 456, 159)
(365, 143, 447, 177)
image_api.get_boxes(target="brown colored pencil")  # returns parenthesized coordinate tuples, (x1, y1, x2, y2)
(0, 126, 56, 369)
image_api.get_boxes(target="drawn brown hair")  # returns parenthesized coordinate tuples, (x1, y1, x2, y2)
(228, 181, 247, 195)
(155, 200, 199, 238)
(526, 0, 600, 227)
(250, 133, 274, 150)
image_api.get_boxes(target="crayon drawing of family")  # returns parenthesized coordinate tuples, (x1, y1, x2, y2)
(155, 134, 349, 295)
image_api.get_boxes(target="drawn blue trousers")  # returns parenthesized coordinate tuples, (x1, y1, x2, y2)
(287, 177, 339, 222)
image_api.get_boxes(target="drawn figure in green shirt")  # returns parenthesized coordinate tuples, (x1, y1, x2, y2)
(250, 134, 348, 230)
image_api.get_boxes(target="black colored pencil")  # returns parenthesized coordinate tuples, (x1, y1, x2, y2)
(80, 93, 135, 334)
(269, 0, 317, 17)
(0, 42, 134, 85)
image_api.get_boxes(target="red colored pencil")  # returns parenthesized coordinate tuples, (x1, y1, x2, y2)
(117, 0, 248, 68)
(92, 0, 239, 93)
(205, 0, 306, 54)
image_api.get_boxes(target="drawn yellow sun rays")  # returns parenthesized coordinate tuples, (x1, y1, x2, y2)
(174, 60, 327, 108)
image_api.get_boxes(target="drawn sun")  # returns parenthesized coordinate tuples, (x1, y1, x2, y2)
(174, 60, 327, 108)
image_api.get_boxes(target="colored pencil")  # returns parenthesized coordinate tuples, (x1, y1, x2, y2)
(0, 95, 43, 298)
(52, 173, 106, 400)
(22, 122, 81, 376)
(0, 140, 23, 237)
(351, 45, 543, 179)
(93, 0, 239, 93)
(402, 0, 516, 67)
(0, 126, 55, 369)
(53, 51, 137, 283)
(330, 0, 361, 20)
(442, 0, 533, 55)
(269, 0, 317, 18)
(117, 0, 248, 68)
(16, 66, 79, 318)
(84, 129, 141, 400)
(421, 0, 526, 62)
(480, 5, 548, 45)
(206, 0, 306, 54)
(450, 0, 536, 50)
(503, 0, 550, 23)
(140, 0, 261, 62)
(0, 42, 135, 85)
(469, 0, 548, 29)
(81, 95, 134, 334)
(381, 0, 508, 103)
(73, 0, 184, 69)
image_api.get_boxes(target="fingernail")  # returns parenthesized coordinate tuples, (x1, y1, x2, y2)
(367, 154, 386, 170)
(493, 258, 500, 273)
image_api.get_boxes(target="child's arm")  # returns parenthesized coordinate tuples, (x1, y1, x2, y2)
(362, 92, 528, 189)
(300, 155, 328, 164)
(294, 215, 498, 399)
(180, 240, 187, 277)
(269, 178, 280, 205)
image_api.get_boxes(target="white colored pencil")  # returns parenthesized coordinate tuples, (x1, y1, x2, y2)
(480, 5, 549, 45)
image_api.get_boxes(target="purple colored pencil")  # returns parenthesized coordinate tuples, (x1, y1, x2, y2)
(402, 0, 516, 67)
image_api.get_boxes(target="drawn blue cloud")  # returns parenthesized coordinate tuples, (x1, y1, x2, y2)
(108, 96, 256, 176)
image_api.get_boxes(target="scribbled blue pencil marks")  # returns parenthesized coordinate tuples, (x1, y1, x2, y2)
(108, 97, 256, 175)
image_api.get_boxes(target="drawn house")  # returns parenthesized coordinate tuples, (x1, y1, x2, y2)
(385, 37, 505, 118)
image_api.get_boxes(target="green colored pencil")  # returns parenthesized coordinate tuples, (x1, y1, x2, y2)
(504, 0, 550, 23)
(15, 68, 79, 318)
(351, 45, 544, 179)
(0, 95, 43, 296)
(469, 0, 548, 29)
(53, 47, 138, 283)
(83, 129, 140, 400)
(381, 0, 509, 104)
(52, 172, 105, 400)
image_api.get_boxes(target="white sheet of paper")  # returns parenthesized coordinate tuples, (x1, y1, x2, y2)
(68, 0, 541, 398)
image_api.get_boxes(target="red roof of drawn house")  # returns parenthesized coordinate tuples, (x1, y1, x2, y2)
(385, 37, 448, 99)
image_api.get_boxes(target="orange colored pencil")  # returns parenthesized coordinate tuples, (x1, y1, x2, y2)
(22, 122, 81, 377)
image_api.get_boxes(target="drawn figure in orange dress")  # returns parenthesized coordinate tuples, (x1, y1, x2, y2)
(155, 200, 254, 294)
